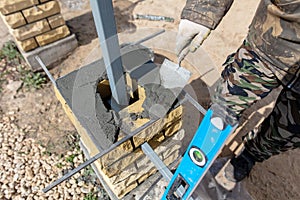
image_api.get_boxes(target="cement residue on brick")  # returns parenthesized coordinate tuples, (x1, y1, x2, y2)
(55, 45, 154, 147)
(142, 83, 179, 119)
(56, 59, 117, 149)
(95, 77, 120, 143)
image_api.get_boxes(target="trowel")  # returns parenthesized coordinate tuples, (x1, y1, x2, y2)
(142, 58, 192, 119)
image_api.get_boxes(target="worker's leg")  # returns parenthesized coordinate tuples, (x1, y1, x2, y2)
(212, 40, 281, 182)
(225, 89, 300, 182)
(213, 40, 279, 117)
(244, 90, 300, 162)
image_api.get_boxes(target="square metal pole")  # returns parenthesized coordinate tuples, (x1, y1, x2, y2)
(90, 0, 129, 106)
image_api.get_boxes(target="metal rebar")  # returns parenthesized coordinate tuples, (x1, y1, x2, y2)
(133, 29, 165, 45)
(35, 56, 57, 87)
(43, 119, 157, 193)
(141, 142, 186, 198)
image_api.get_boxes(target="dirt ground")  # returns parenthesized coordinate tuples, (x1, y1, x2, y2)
(1, 0, 299, 199)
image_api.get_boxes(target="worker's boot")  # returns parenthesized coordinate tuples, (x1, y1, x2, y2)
(224, 149, 255, 182)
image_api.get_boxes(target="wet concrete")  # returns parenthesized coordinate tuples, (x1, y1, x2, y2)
(56, 45, 158, 149)
(56, 59, 115, 150)
(142, 83, 178, 119)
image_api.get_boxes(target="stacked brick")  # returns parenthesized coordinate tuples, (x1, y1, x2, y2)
(98, 105, 183, 198)
(83, 85, 183, 198)
(0, 0, 70, 52)
(55, 81, 184, 198)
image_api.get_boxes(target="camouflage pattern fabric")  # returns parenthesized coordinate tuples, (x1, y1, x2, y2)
(244, 90, 300, 162)
(182, 0, 300, 94)
(213, 40, 279, 116)
(181, 0, 233, 29)
(213, 40, 300, 162)
(248, 0, 300, 95)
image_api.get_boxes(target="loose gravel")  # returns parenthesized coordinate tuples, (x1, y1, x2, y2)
(0, 113, 109, 200)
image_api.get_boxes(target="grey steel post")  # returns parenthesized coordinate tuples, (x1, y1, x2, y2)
(90, 0, 129, 105)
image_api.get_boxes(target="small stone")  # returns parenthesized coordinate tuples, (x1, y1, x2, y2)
(53, 193, 59, 199)
(13, 173, 19, 181)
(69, 179, 76, 185)
(25, 168, 34, 180)
(80, 186, 90, 194)
(77, 181, 84, 187)
(75, 187, 81, 195)
(7, 149, 14, 156)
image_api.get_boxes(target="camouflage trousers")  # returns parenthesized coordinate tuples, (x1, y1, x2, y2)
(213, 40, 300, 162)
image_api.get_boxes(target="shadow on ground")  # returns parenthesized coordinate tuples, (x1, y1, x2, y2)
(66, 0, 145, 46)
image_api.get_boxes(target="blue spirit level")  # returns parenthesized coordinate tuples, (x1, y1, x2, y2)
(162, 104, 238, 200)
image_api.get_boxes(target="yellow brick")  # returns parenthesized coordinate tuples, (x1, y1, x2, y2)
(107, 130, 183, 185)
(0, 0, 39, 15)
(102, 148, 143, 178)
(35, 25, 70, 46)
(99, 133, 134, 174)
(22, 1, 60, 23)
(54, 87, 101, 158)
(132, 106, 182, 147)
(102, 132, 165, 178)
(133, 118, 165, 147)
(110, 179, 138, 199)
(164, 106, 183, 125)
(16, 38, 38, 52)
(13, 19, 50, 41)
(48, 14, 65, 29)
(164, 120, 183, 137)
(4, 12, 26, 29)
(137, 167, 156, 184)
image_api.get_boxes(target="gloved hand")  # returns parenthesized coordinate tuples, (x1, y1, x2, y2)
(176, 19, 211, 64)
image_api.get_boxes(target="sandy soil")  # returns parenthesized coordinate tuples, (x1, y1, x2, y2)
(1, 0, 299, 199)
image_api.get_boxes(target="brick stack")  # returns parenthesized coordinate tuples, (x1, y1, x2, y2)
(0, 0, 70, 52)
(54, 80, 184, 198)
(98, 104, 183, 198)
(81, 84, 183, 198)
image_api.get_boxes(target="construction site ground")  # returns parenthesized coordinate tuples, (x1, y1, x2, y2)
(0, 0, 299, 199)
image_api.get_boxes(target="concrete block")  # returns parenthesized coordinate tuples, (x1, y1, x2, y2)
(3, 12, 26, 29)
(47, 14, 65, 29)
(16, 38, 38, 52)
(0, 0, 39, 15)
(101, 148, 143, 178)
(35, 25, 70, 46)
(13, 19, 50, 41)
(20, 34, 77, 70)
(22, 1, 60, 23)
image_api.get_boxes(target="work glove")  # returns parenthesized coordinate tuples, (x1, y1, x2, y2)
(176, 19, 211, 64)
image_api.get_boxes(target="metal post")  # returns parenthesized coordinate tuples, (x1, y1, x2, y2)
(90, 0, 129, 105)
(141, 142, 187, 198)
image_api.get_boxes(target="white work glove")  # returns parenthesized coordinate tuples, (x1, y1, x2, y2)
(176, 19, 211, 63)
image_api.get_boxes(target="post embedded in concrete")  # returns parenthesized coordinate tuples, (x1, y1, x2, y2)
(90, 0, 129, 106)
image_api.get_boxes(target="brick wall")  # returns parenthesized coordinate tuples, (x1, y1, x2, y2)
(0, 0, 70, 52)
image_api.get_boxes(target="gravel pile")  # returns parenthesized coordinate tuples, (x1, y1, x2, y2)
(0, 113, 108, 200)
